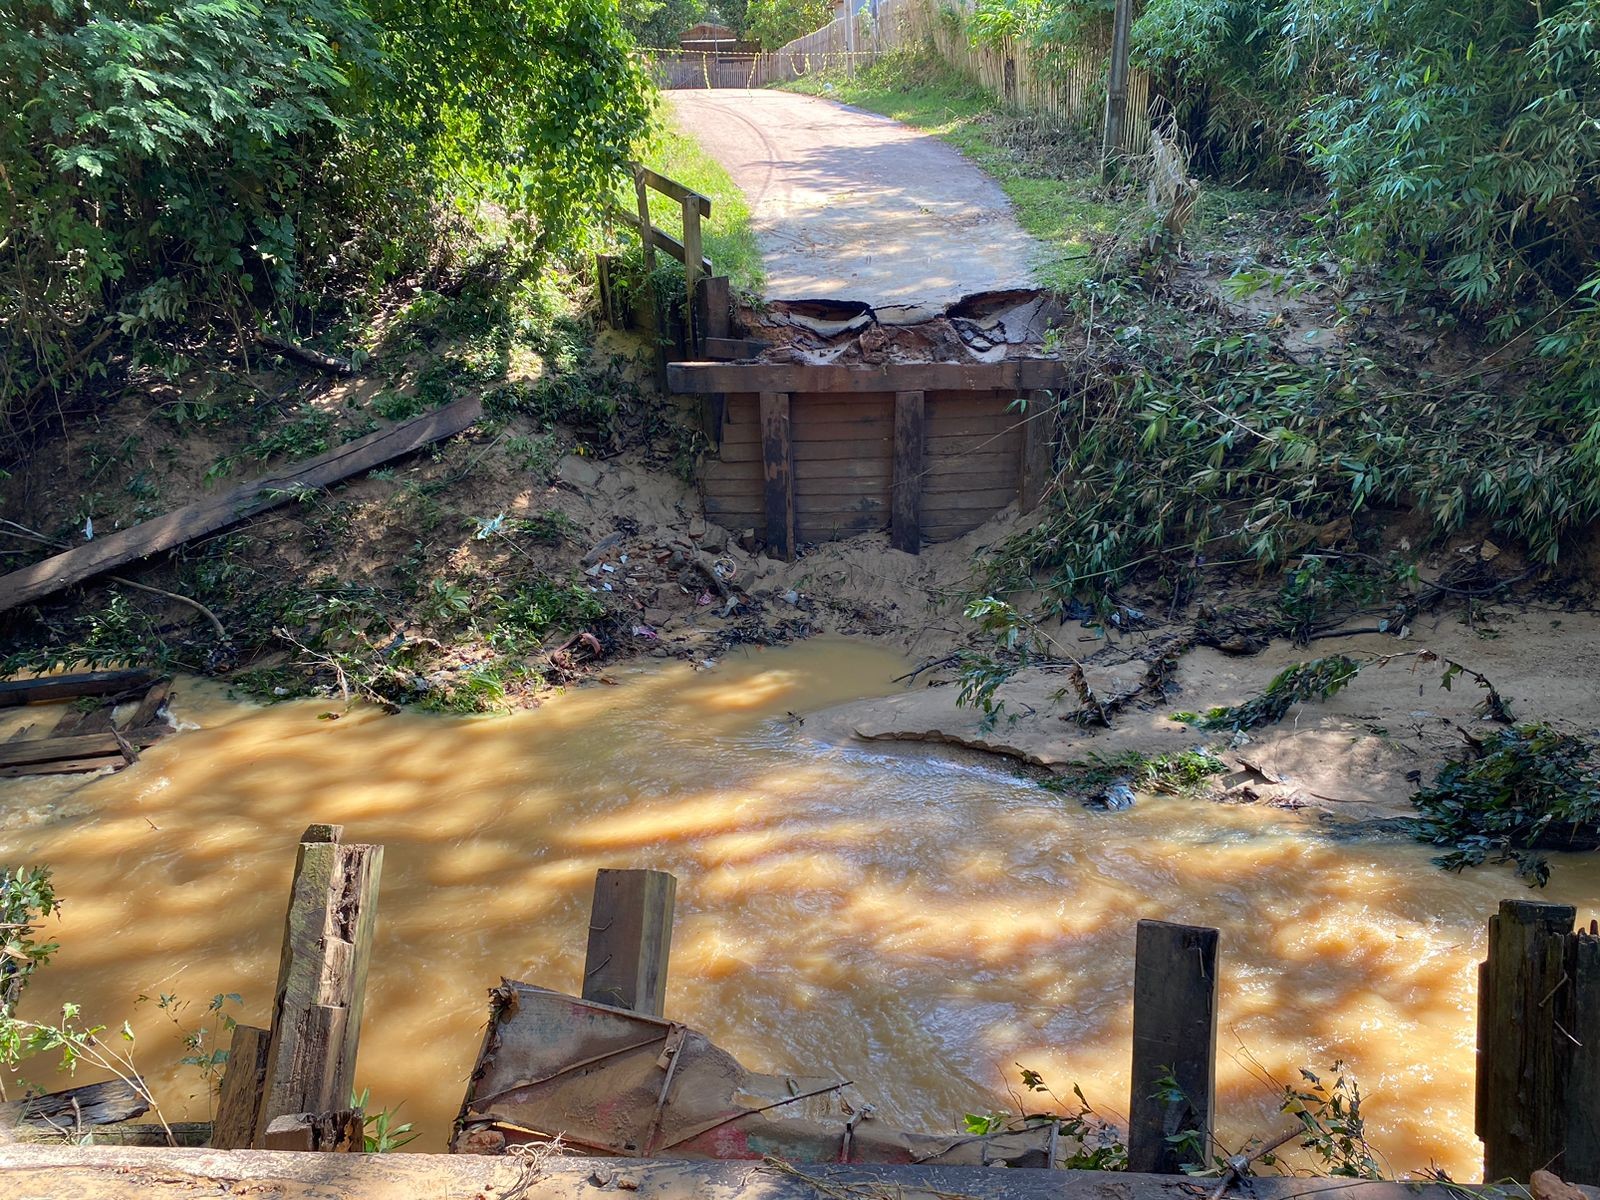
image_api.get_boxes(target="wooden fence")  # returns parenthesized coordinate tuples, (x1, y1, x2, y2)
(644, 15, 871, 90)
(874, 0, 1152, 155)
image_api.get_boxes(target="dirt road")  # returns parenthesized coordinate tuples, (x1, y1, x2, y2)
(665, 89, 1036, 307)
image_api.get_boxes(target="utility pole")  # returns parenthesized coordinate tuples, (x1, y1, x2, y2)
(1100, 0, 1133, 179)
(844, 0, 857, 78)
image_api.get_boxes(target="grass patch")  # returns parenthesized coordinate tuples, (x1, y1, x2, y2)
(631, 99, 765, 295)
(781, 51, 1130, 288)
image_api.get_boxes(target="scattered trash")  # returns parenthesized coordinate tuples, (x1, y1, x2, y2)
(631, 624, 658, 639)
(782, 589, 800, 606)
(696, 592, 714, 607)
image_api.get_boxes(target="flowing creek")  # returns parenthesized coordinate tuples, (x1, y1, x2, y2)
(3, 635, 1599, 1177)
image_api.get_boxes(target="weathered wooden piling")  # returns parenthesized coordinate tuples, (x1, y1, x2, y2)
(1127, 919, 1218, 1174)
(252, 824, 382, 1148)
(1477, 899, 1600, 1184)
(583, 868, 677, 1016)
(209, 1025, 270, 1150)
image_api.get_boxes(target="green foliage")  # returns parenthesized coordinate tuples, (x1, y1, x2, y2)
(0, 867, 60, 1020)
(1281, 1065, 1382, 1179)
(351, 1087, 420, 1152)
(1413, 722, 1600, 886)
(623, 0, 708, 48)
(1046, 748, 1226, 798)
(1182, 656, 1363, 733)
(744, 0, 832, 49)
(965, 1067, 1128, 1170)
(1, 0, 651, 456)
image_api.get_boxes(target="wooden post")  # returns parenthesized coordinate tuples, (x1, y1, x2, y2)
(254, 826, 382, 1148)
(761, 391, 796, 562)
(698, 276, 731, 438)
(682, 198, 704, 356)
(1479, 899, 1577, 1182)
(634, 167, 666, 390)
(210, 1025, 271, 1149)
(1568, 922, 1600, 1183)
(1128, 920, 1218, 1174)
(582, 869, 677, 1017)
(263, 1109, 364, 1152)
(891, 390, 924, 554)
(1101, 0, 1134, 178)
(1019, 389, 1057, 511)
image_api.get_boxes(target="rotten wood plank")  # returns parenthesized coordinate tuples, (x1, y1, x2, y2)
(211, 1025, 271, 1150)
(254, 827, 383, 1147)
(0, 670, 158, 708)
(889, 395, 928, 560)
(1127, 919, 1218, 1174)
(0, 726, 167, 770)
(761, 392, 796, 563)
(1479, 899, 1576, 1183)
(0, 397, 481, 614)
(667, 360, 1073, 395)
(262, 1109, 364, 1153)
(581, 869, 677, 1017)
(1567, 922, 1600, 1184)
(0, 754, 129, 779)
(0, 1079, 149, 1133)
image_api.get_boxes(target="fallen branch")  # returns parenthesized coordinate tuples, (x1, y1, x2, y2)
(257, 332, 355, 376)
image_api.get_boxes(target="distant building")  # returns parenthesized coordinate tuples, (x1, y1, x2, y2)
(678, 23, 759, 54)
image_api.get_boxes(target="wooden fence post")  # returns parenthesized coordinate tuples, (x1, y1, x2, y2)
(1019, 389, 1057, 511)
(1479, 899, 1578, 1182)
(1128, 919, 1218, 1174)
(682, 199, 704, 357)
(891, 390, 924, 554)
(1101, 0, 1134, 177)
(761, 391, 796, 562)
(253, 824, 382, 1148)
(582, 869, 677, 1017)
(210, 1025, 271, 1149)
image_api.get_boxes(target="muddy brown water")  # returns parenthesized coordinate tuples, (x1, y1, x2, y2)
(3, 636, 1598, 1177)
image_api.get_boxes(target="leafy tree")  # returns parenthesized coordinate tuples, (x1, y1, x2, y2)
(744, 0, 833, 49)
(623, 0, 710, 48)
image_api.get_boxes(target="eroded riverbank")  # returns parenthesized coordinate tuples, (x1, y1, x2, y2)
(2, 636, 1598, 1178)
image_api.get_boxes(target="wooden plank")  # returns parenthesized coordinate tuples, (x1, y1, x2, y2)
(582, 869, 677, 1017)
(927, 434, 1020, 455)
(795, 460, 894, 482)
(923, 467, 1021, 491)
(1128, 920, 1218, 1175)
(0, 726, 166, 769)
(639, 166, 712, 216)
(1020, 389, 1058, 510)
(263, 1109, 364, 1153)
(794, 476, 890, 498)
(761, 392, 796, 562)
(611, 206, 714, 278)
(255, 828, 383, 1147)
(892, 390, 924, 556)
(49, 703, 114, 738)
(1479, 899, 1575, 1183)
(682, 198, 704, 351)
(0, 670, 158, 708)
(699, 278, 732, 342)
(3, 1145, 1551, 1200)
(1567, 924, 1600, 1184)
(720, 440, 897, 464)
(0, 397, 481, 614)
(925, 414, 1023, 438)
(0, 1080, 149, 1132)
(0, 754, 129, 779)
(210, 1026, 271, 1150)
(125, 680, 172, 730)
(703, 337, 767, 361)
(667, 360, 1073, 395)
(920, 487, 1020, 509)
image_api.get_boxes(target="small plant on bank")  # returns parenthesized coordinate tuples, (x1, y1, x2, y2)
(1413, 723, 1600, 887)
(351, 1087, 419, 1152)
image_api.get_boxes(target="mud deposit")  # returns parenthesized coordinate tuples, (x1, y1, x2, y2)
(3, 636, 1597, 1177)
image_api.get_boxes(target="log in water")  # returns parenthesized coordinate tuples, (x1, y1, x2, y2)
(2, 635, 1598, 1177)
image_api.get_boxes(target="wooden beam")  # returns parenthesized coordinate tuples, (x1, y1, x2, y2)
(638, 166, 712, 217)
(1128, 919, 1218, 1174)
(263, 1109, 364, 1153)
(682, 199, 705, 354)
(698, 277, 732, 342)
(891, 390, 925, 554)
(667, 360, 1072, 395)
(254, 828, 382, 1147)
(0, 670, 158, 708)
(761, 392, 796, 562)
(210, 1025, 271, 1150)
(611, 206, 714, 278)
(582, 869, 677, 1017)
(0, 726, 166, 770)
(1479, 899, 1576, 1183)
(703, 337, 770, 361)
(0, 1079, 149, 1133)
(1101, 0, 1134, 174)
(1019, 389, 1057, 510)
(0, 397, 481, 614)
